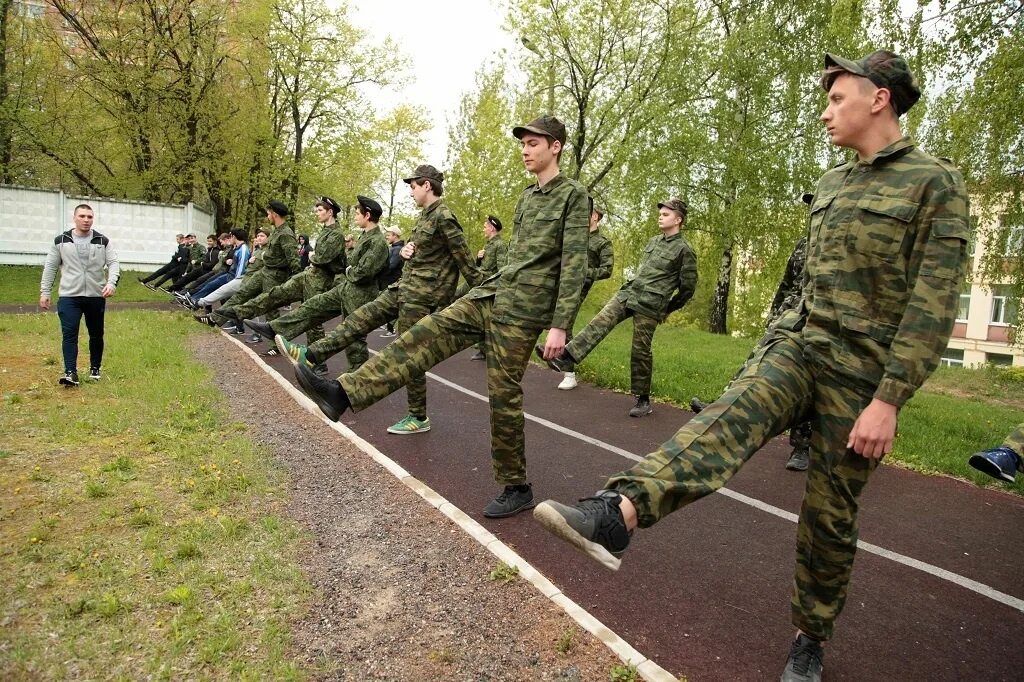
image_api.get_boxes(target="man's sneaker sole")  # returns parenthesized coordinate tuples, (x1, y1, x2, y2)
(533, 501, 621, 571)
(386, 422, 432, 435)
(294, 365, 341, 422)
(483, 497, 537, 518)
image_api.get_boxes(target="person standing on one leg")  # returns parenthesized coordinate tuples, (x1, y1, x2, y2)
(469, 215, 509, 361)
(533, 51, 971, 682)
(290, 116, 589, 516)
(539, 198, 697, 416)
(39, 204, 120, 386)
(276, 168, 482, 435)
(557, 198, 614, 389)
(969, 423, 1024, 483)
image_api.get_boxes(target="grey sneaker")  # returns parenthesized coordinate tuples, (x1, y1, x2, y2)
(628, 396, 652, 417)
(533, 490, 631, 571)
(59, 370, 80, 387)
(780, 634, 823, 682)
(482, 484, 536, 518)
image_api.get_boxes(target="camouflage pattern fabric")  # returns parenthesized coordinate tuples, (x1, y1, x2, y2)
(1004, 424, 1024, 454)
(268, 285, 343, 345)
(342, 227, 389, 316)
(565, 229, 614, 342)
(399, 198, 481, 309)
(222, 247, 266, 310)
(564, 297, 660, 395)
(187, 242, 207, 273)
(619, 231, 698, 322)
(465, 173, 590, 330)
(338, 296, 539, 485)
(604, 136, 970, 641)
(769, 236, 807, 322)
(261, 222, 300, 275)
(479, 235, 509, 276)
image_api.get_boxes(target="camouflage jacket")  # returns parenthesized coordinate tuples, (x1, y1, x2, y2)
(211, 246, 231, 275)
(618, 231, 698, 322)
(472, 173, 590, 329)
(399, 199, 481, 308)
(309, 222, 348, 275)
(343, 227, 389, 305)
(478, 235, 509, 277)
(585, 229, 614, 289)
(187, 242, 207, 271)
(261, 222, 300, 274)
(242, 244, 265, 279)
(767, 236, 807, 324)
(776, 137, 970, 407)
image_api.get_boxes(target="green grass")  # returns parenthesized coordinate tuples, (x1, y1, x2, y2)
(553, 279, 1024, 495)
(0, 264, 170, 304)
(0, 311, 311, 679)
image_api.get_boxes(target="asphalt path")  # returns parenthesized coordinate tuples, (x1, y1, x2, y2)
(240, 321, 1024, 681)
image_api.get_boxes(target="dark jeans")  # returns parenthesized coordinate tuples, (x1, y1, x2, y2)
(141, 260, 181, 284)
(57, 296, 106, 372)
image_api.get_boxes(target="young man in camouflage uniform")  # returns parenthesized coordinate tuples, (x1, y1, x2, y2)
(469, 215, 509, 361)
(556, 199, 614, 389)
(242, 196, 387, 369)
(291, 117, 589, 517)
(272, 170, 480, 434)
(691, 199, 813, 471)
(220, 197, 347, 353)
(215, 200, 297, 330)
(533, 52, 970, 682)
(539, 199, 697, 416)
(970, 423, 1024, 483)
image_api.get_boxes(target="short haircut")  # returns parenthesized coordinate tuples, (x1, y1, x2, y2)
(230, 228, 248, 241)
(255, 228, 270, 237)
(207, 234, 217, 240)
(73, 203, 93, 214)
(412, 177, 443, 197)
(218, 232, 231, 240)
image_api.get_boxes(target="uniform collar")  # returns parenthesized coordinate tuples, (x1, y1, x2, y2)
(856, 136, 916, 167)
(659, 230, 681, 242)
(530, 173, 565, 194)
(422, 198, 442, 216)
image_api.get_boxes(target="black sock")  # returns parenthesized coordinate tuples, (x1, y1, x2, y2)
(306, 350, 319, 364)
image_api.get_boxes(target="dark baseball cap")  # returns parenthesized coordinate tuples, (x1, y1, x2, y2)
(486, 215, 503, 231)
(316, 195, 342, 216)
(822, 51, 921, 116)
(356, 194, 383, 221)
(402, 164, 444, 185)
(266, 199, 290, 217)
(512, 115, 567, 145)
(657, 197, 688, 218)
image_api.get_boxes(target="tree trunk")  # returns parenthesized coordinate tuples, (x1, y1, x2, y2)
(709, 245, 732, 334)
(0, 0, 12, 184)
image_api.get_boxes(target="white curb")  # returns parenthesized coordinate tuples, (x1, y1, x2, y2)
(223, 331, 679, 681)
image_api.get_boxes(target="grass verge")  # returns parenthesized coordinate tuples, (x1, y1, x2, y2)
(0, 311, 311, 679)
(1, 264, 171, 304)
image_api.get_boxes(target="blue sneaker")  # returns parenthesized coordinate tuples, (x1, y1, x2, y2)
(969, 446, 1021, 483)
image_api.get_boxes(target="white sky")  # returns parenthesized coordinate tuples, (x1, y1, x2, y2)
(341, 0, 521, 164)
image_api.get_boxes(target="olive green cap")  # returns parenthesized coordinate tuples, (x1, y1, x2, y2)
(822, 51, 921, 116)
(512, 115, 567, 145)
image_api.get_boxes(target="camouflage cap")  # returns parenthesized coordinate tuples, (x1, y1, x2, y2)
(402, 164, 444, 185)
(512, 115, 567, 145)
(657, 197, 688, 219)
(822, 51, 921, 116)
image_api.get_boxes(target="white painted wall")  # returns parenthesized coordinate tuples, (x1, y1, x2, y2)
(0, 184, 214, 271)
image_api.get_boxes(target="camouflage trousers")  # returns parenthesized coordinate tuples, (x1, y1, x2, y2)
(256, 268, 291, 321)
(309, 287, 433, 417)
(231, 268, 332, 344)
(338, 295, 541, 486)
(1004, 424, 1024, 454)
(268, 284, 368, 370)
(223, 270, 270, 311)
(565, 296, 659, 396)
(563, 282, 593, 345)
(606, 332, 880, 641)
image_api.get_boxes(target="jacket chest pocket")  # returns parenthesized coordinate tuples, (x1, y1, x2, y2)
(853, 194, 918, 260)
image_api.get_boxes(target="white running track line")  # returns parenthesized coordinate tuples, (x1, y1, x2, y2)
(422, 368, 1024, 614)
(226, 335, 678, 682)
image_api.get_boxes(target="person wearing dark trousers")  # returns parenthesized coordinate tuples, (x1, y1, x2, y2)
(169, 234, 222, 291)
(378, 226, 405, 336)
(139, 234, 185, 286)
(39, 203, 120, 386)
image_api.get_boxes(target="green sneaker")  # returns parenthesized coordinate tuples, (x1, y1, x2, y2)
(275, 334, 312, 369)
(386, 414, 431, 435)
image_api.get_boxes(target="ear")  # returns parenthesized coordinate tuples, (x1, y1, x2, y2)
(550, 139, 562, 156)
(871, 86, 893, 115)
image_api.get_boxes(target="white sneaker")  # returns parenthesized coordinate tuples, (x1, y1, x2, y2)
(558, 372, 577, 390)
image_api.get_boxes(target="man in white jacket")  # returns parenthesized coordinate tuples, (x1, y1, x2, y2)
(39, 204, 120, 386)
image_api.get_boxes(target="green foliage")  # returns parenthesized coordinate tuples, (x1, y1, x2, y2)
(487, 561, 520, 584)
(608, 662, 640, 682)
(0, 265, 171, 304)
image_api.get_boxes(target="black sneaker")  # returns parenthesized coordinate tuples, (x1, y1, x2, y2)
(690, 397, 708, 413)
(785, 449, 809, 472)
(628, 396, 653, 417)
(194, 313, 217, 327)
(87, 367, 101, 381)
(533, 490, 631, 571)
(243, 318, 275, 338)
(483, 484, 536, 518)
(261, 347, 279, 357)
(294, 363, 350, 421)
(59, 370, 80, 387)
(780, 634, 824, 682)
(533, 345, 574, 372)
(313, 363, 329, 376)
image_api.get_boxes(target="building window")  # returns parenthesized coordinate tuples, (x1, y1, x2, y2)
(13, 0, 45, 18)
(1006, 224, 1024, 257)
(940, 348, 964, 367)
(991, 285, 1018, 326)
(956, 294, 971, 322)
(986, 352, 1014, 367)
